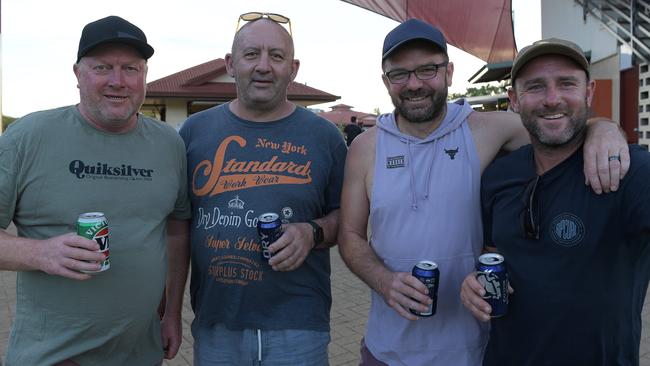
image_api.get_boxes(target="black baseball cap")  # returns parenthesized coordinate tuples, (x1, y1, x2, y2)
(382, 18, 447, 59)
(77, 15, 154, 62)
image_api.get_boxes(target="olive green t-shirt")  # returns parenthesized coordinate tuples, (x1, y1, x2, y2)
(0, 106, 191, 366)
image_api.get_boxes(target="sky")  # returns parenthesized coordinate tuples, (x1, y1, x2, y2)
(0, 0, 540, 119)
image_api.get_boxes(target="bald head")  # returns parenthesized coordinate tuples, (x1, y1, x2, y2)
(225, 17, 300, 115)
(231, 19, 294, 58)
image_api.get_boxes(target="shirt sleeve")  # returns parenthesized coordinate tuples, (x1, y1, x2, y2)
(169, 132, 192, 220)
(324, 135, 347, 214)
(0, 132, 20, 229)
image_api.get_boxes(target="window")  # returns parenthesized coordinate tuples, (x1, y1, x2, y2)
(642, 118, 649, 126)
(641, 144, 649, 151)
(642, 91, 649, 100)
(642, 64, 649, 73)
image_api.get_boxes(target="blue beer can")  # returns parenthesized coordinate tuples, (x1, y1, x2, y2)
(476, 253, 509, 318)
(410, 260, 440, 317)
(257, 212, 283, 262)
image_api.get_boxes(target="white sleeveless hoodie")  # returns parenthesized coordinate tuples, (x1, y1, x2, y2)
(366, 101, 488, 365)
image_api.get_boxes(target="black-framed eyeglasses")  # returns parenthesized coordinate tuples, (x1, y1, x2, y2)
(384, 62, 448, 84)
(237, 12, 292, 35)
(520, 176, 541, 240)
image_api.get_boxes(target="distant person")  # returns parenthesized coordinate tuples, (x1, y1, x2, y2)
(344, 116, 363, 146)
(338, 19, 629, 365)
(461, 38, 650, 366)
(0, 15, 190, 365)
(179, 12, 346, 365)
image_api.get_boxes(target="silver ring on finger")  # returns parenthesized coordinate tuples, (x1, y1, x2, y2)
(608, 155, 621, 162)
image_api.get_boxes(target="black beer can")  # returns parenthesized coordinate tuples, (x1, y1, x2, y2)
(476, 253, 509, 318)
(410, 260, 440, 317)
(257, 212, 283, 261)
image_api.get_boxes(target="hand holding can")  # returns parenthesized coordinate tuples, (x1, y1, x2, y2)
(410, 261, 440, 317)
(257, 213, 283, 262)
(76, 212, 110, 274)
(476, 253, 508, 318)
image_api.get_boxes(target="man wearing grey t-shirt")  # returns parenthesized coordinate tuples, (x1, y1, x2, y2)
(0, 16, 190, 366)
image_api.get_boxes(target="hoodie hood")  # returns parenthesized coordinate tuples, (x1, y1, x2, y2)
(376, 100, 474, 209)
(376, 100, 473, 143)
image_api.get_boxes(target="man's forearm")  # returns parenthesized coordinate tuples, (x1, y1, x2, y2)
(0, 229, 41, 271)
(312, 209, 339, 248)
(339, 233, 393, 296)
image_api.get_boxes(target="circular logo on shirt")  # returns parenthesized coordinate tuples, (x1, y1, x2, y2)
(550, 213, 585, 247)
(281, 207, 293, 222)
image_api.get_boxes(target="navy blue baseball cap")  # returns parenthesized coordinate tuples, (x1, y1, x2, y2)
(77, 15, 154, 62)
(382, 18, 447, 59)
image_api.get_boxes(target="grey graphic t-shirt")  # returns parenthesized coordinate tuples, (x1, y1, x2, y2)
(180, 103, 346, 331)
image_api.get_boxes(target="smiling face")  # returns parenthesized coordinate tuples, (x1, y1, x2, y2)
(382, 41, 453, 125)
(74, 43, 147, 132)
(508, 54, 595, 148)
(226, 19, 299, 113)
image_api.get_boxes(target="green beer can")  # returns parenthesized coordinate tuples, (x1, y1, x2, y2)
(76, 212, 110, 273)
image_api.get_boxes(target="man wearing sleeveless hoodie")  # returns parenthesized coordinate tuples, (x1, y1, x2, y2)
(338, 19, 629, 365)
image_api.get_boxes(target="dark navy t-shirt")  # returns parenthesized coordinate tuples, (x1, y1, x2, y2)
(180, 103, 347, 331)
(481, 144, 650, 366)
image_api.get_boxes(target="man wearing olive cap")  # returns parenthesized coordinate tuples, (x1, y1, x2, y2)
(339, 19, 630, 366)
(461, 38, 650, 365)
(0, 15, 190, 365)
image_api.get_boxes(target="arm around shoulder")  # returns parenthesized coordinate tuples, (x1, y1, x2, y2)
(468, 111, 530, 173)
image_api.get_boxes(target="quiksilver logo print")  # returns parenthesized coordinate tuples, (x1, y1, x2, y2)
(69, 160, 154, 181)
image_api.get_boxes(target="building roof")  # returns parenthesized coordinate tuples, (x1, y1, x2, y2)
(146, 59, 340, 103)
(319, 104, 377, 126)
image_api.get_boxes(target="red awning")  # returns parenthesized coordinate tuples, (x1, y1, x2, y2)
(341, 0, 517, 63)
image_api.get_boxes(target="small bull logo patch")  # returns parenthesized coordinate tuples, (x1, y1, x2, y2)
(444, 147, 459, 160)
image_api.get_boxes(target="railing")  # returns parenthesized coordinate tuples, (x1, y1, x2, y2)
(575, 0, 650, 63)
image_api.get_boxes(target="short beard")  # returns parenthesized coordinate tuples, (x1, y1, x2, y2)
(521, 97, 589, 148)
(392, 86, 448, 124)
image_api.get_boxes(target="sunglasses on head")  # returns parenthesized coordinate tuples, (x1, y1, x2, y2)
(237, 12, 292, 35)
(520, 176, 541, 240)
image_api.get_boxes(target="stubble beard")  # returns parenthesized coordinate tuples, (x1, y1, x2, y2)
(392, 85, 448, 124)
(521, 97, 589, 148)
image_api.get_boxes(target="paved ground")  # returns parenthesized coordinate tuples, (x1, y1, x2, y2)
(3, 220, 650, 365)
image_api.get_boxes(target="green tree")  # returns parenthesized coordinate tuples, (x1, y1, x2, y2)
(2, 115, 17, 132)
(448, 82, 509, 100)
(373, 107, 381, 116)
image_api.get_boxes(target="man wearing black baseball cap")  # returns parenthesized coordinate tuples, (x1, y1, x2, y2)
(338, 20, 630, 365)
(0, 15, 190, 366)
(461, 37, 650, 366)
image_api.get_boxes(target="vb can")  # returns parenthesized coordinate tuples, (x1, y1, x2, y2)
(410, 260, 440, 317)
(476, 253, 508, 318)
(76, 212, 110, 273)
(257, 212, 283, 261)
